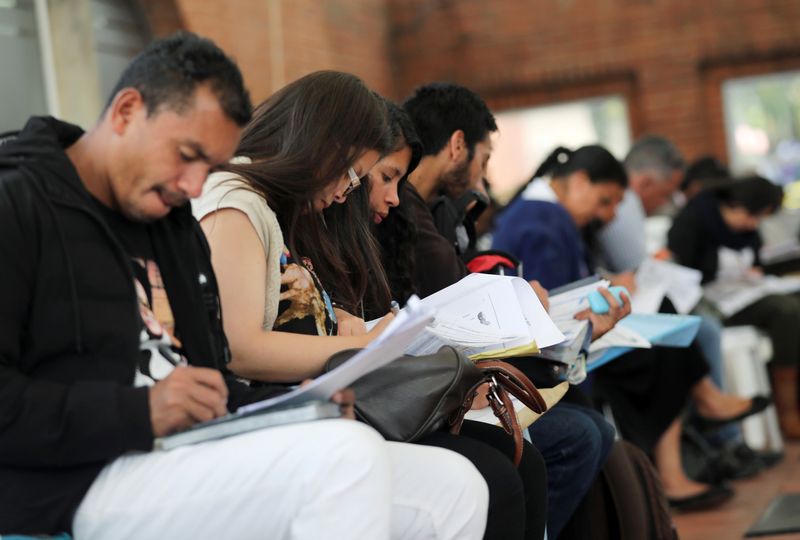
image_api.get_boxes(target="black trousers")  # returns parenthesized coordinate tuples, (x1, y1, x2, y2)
(726, 292, 800, 367)
(594, 343, 708, 454)
(418, 420, 548, 540)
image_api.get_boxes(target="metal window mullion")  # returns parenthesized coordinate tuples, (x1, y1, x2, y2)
(33, 0, 59, 116)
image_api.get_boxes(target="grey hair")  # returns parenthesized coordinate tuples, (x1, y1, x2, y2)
(624, 135, 685, 181)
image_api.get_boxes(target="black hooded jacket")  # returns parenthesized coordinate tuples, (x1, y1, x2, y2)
(0, 117, 284, 534)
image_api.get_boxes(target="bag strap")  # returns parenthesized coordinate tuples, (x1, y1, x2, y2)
(475, 360, 548, 413)
(449, 359, 547, 466)
(487, 378, 525, 465)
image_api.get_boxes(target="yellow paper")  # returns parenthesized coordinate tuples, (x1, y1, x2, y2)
(468, 341, 539, 361)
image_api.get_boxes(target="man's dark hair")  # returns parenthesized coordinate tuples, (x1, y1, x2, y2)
(106, 32, 252, 126)
(681, 155, 730, 192)
(403, 83, 497, 159)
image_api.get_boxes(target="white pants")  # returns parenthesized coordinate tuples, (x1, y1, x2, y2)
(73, 419, 488, 540)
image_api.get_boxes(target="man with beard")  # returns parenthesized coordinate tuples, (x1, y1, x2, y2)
(401, 83, 623, 539)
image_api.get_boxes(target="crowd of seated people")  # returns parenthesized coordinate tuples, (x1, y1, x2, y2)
(0, 30, 791, 540)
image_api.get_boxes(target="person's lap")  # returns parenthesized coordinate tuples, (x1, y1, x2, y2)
(73, 419, 488, 540)
(527, 401, 614, 539)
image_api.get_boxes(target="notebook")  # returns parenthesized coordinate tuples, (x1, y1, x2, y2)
(154, 401, 341, 451)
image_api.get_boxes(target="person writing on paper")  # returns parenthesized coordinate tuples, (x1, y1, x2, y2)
(493, 145, 766, 510)
(194, 72, 398, 383)
(197, 75, 545, 540)
(667, 175, 800, 438)
(0, 34, 490, 540)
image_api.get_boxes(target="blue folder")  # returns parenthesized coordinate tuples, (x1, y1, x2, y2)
(618, 313, 702, 347)
(586, 314, 702, 372)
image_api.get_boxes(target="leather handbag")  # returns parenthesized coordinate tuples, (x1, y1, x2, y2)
(323, 345, 548, 465)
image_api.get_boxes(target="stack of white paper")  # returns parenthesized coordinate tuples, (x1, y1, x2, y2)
(408, 273, 564, 359)
(371, 274, 564, 360)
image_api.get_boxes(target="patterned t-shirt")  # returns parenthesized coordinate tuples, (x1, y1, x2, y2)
(93, 199, 183, 386)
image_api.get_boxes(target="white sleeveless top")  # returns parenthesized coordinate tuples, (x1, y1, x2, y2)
(192, 162, 283, 330)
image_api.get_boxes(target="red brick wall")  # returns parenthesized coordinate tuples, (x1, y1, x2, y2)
(137, 0, 393, 105)
(138, 0, 800, 161)
(387, 0, 800, 162)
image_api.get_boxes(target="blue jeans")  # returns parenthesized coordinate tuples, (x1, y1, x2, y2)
(527, 401, 615, 538)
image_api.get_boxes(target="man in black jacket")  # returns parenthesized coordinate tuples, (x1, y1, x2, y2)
(0, 34, 489, 539)
(402, 83, 628, 538)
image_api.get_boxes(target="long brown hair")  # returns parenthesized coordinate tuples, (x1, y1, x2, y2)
(327, 98, 425, 316)
(221, 70, 391, 311)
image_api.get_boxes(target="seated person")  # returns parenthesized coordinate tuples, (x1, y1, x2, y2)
(375, 83, 625, 538)
(668, 175, 800, 438)
(586, 140, 762, 474)
(194, 71, 542, 540)
(493, 145, 766, 510)
(0, 34, 489, 539)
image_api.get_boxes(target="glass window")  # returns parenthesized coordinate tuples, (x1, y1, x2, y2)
(722, 70, 800, 186)
(90, 0, 147, 103)
(0, 0, 47, 132)
(488, 95, 631, 203)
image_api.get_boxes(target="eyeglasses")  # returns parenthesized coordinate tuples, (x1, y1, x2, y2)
(342, 167, 362, 197)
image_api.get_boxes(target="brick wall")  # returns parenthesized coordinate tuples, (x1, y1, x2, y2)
(138, 0, 393, 104)
(138, 0, 800, 161)
(386, 0, 800, 162)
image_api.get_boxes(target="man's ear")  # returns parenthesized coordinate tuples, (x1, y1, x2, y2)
(107, 88, 145, 136)
(447, 130, 468, 163)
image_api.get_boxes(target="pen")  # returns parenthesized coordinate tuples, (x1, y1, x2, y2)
(390, 300, 400, 315)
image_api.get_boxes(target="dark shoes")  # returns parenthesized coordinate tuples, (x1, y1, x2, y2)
(694, 442, 782, 483)
(668, 483, 734, 512)
(694, 395, 772, 432)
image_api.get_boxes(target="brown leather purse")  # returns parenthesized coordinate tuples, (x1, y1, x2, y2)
(323, 346, 547, 466)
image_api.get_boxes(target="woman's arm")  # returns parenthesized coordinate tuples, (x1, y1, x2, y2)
(200, 208, 389, 382)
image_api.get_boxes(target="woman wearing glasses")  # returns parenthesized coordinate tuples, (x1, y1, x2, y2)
(193, 70, 395, 382)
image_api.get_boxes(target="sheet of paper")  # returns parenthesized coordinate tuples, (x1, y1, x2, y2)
(588, 324, 651, 355)
(238, 296, 434, 414)
(633, 259, 702, 315)
(704, 275, 800, 317)
(547, 279, 611, 324)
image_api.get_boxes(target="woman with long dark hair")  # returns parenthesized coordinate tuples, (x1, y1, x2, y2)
(193, 71, 396, 382)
